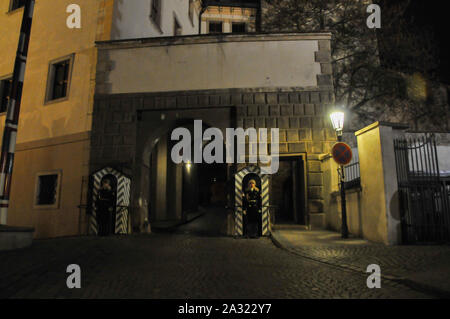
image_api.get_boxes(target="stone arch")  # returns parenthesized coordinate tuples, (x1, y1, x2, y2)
(135, 116, 229, 230)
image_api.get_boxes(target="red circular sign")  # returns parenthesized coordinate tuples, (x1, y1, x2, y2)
(331, 142, 353, 165)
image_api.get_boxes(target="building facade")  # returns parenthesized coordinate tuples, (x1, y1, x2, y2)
(111, 0, 202, 39)
(1, 0, 335, 238)
(0, 0, 202, 238)
(0, 0, 116, 238)
(93, 33, 334, 234)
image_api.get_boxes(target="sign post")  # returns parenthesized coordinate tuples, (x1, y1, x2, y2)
(331, 141, 353, 239)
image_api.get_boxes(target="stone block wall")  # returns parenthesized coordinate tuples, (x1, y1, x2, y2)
(233, 90, 335, 224)
(91, 86, 335, 228)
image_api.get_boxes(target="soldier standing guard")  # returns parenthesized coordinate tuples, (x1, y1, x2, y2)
(243, 179, 262, 238)
(96, 178, 115, 236)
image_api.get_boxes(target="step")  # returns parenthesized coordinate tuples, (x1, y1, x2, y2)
(272, 224, 310, 231)
(0, 225, 34, 251)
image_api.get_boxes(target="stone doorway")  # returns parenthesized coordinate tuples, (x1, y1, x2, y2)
(271, 156, 306, 225)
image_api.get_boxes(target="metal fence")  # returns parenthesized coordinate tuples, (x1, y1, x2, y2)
(394, 134, 450, 243)
(344, 161, 361, 189)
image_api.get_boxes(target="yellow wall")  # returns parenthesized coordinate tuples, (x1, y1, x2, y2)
(0, 0, 114, 143)
(323, 126, 389, 243)
(8, 135, 90, 238)
(356, 124, 389, 243)
(322, 123, 401, 244)
(0, 0, 114, 237)
(326, 188, 364, 237)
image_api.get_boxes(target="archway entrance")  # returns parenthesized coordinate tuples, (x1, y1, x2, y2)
(135, 107, 233, 234)
(271, 156, 306, 225)
(146, 119, 229, 236)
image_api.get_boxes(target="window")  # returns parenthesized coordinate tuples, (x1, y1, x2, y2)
(174, 16, 182, 36)
(0, 77, 12, 113)
(34, 171, 62, 208)
(45, 55, 74, 103)
(232, 23, 247, 33)
(150, 0, 162, 28)
(9, 0, 26, 11)
(208, 21, 223, 34)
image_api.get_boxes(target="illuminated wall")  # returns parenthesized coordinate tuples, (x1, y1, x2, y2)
(0, 0, 114, 238)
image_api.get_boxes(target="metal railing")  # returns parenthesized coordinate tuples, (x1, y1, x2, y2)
(344, 161, 361, 189)
(394, 134, 450, 243)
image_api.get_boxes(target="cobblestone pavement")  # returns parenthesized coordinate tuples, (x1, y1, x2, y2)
(0, 210, 440, 299)
(271, 229, 450, 297)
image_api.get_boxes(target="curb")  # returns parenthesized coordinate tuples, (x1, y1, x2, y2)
(270, 231, 450, 298)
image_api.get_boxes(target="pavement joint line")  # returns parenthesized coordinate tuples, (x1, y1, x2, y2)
(152, 211, 205, 231)
(269, 232, 450, 298)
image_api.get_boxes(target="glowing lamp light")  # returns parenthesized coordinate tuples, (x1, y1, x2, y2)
(185, 160, 192, 171)
(330, 111, 345, 135)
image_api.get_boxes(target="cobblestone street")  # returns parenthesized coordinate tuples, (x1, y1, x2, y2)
(0, 210, 441, 299)
(271, 229, 450, 297)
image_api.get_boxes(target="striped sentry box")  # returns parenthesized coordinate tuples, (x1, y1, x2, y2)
(234, 165, 270, 237)
(89, 167, 131, 235)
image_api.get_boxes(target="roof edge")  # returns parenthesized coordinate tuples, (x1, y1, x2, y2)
(96, 32, 332, 49)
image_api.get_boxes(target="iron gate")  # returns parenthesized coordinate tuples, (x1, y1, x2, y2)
(394, 134, 450, 243)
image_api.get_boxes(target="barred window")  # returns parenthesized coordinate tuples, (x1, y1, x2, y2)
(208, 22, 223, 34)
(34, 172, 62, 208)
(232, 23, 247, 33)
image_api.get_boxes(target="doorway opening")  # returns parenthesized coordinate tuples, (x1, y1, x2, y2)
(147, 120, 229, 236)
(271, 156, 306, 225)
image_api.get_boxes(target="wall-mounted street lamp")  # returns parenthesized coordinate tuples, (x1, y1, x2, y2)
(330, 111, 345, 139)
(330, 110, 349, 239)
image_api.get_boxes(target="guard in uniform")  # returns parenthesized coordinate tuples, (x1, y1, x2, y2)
(96, 178, 115, 236)
(243, 179, 262, 238)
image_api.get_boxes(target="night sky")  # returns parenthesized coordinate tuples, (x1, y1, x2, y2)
(395, 0, 449, 84)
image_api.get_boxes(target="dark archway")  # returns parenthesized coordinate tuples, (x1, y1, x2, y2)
(133, 107, 233, 233)
(141, 117, 230, 236)
(271, 156, 307, 225)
